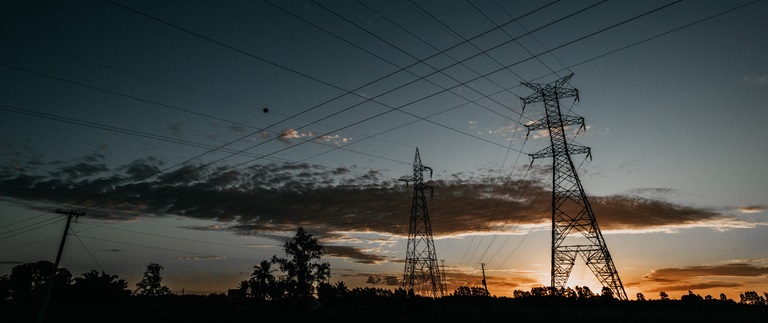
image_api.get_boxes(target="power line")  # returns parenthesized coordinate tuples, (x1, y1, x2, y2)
(407, 0, 529, 82)
(466, 96, 583, 268)
(463, 0, 565, 77)
(76, 234, 266, 263)
(75, 221, 274, 253)
(63, 0, 613, 217)
(549, 0, 764, 74)
(3, 0, 708, 278)
(3, 1, 571, 220)
(0, 35, 414, 151)
(0, 212, 50, 231)
(0, 102, 408, 169)
(70, 227, 105, 273)
(304, 0, 520, 121)
(0, 216, 64, 241)
(0, 0, 570, 220)
(46, 0, 679, 231)
(487, 0, 572, 74)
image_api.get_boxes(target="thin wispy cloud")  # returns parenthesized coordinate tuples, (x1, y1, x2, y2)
(744, 74, 768, 85)
(278, 128, 304, 143)
(738, 205, 766, 214)
(176, 256, 227, 261)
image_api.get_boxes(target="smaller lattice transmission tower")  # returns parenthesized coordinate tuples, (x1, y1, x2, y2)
(521, 73, 627, 300)
(401, 148, 445, 298)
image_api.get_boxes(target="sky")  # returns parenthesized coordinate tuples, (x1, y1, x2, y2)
(1, 0, 767, 300)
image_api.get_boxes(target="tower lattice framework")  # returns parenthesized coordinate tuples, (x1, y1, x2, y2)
(521, 73, 627, 300)
(402, 148, 445, 298)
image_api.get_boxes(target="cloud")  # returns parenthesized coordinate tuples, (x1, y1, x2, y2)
(324, 245, 389, 264)
(744, 74, 768, 85)
(640, 263, 768, 293)
(738, 205, 766, 214)
(364, 274, 399, 286)
(228, 125, 246, 134)
(118, 158, 163, 181)
(589, 195, 737, 232)
(0, 260, 24, 265)
(646, 264, 768, 280)
(488, 122, 525, 141)
(52, 162, 109, 179)
(176, 255, 226, 261)
(278, 128, 319, 144)
(316, 134, 352, 146)
(168, 122, 183, 137)
(0, 154, 755, 245)
(180, 224, 227, 231)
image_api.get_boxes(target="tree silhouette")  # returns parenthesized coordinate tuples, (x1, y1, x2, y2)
(452, 286, 490, 297)
(453, 286, 472, 296)
(317, 281, 350, 305)
(0, 275, 9, 302)
(271, 227, 330, 300)
(575, 286, 595, 300)
(250, 260, 277, 301)
(600, 287, 615, 300)
(636, 292, 646, 301)
(135, 263, 172, 296)
(739, 291, 766, 305)
(7, 261, 71, 303)
(71, 270, 128, 302)
(659, 291, 669, 300)
(681, 290, 703, 302)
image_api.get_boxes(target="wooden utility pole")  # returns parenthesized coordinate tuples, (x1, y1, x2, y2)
(481, 263, 489, 295)
(37, 209, 84, 323)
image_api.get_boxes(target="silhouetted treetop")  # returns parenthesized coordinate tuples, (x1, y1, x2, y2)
(135, 263, 172, 297)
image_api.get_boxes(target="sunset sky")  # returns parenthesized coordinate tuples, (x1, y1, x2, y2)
(1, 0, 767, 300)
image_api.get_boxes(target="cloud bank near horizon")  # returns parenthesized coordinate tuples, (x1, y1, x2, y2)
(1, 154, 758, 246)
(638, 262, 768, 294)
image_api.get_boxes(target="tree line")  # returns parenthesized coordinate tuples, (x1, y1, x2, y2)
(2, 226, 767, 308)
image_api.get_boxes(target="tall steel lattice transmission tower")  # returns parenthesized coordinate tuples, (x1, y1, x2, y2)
(401, 148, 445, 298)
(521, 73, 627, 300)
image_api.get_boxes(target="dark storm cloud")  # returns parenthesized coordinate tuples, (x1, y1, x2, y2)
(0, 155, 751, 240)
(118, 158, 163, 181)
(324, 245, 388, 264)
(590, 195, 725, 231)
(52, 162, 109, 179)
